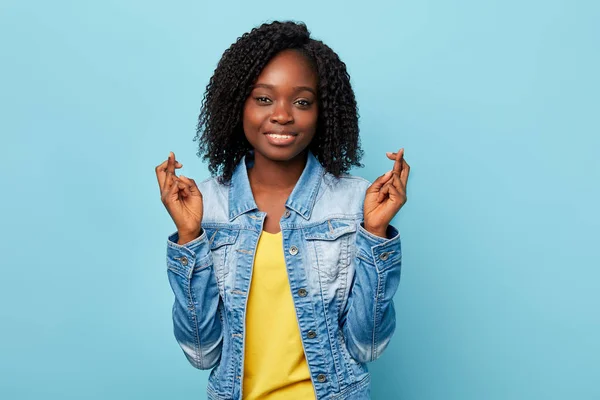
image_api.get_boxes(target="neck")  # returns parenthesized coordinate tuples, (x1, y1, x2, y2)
(248, 150, 308, 192)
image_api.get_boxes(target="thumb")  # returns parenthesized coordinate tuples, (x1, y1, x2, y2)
(366, 170, 393, 194)
(179, 175, 202, 197)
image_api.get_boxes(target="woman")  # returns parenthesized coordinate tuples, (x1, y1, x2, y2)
(155, 21, 410, 400)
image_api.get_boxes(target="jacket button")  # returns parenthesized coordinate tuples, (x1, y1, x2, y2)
(180, 256, 188, 266)
(283, 210, 291, 218)
(307, 330, 317, 339)
(379, 252, 390, 261)
(289, 246, 299, 255)
(298, 288, 307, 297)
(316, 374, 327, 383)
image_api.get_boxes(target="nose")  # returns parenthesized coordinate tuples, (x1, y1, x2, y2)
(270, 101, 294, 124)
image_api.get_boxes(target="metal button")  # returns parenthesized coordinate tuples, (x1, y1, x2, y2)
(180, 256, 188, 266)
(283, 210, 291, 218)
(298, 288, 307, 297)
(379, 252, 390, 261)
(307, 330, 317, 339)
(317, 374, 327, 383)
(289, 245, 299, 255)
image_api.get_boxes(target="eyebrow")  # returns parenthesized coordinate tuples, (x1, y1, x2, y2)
(252, 83, 317, 96)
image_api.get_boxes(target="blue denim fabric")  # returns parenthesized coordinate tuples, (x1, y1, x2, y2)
(166, 150, 402, 400)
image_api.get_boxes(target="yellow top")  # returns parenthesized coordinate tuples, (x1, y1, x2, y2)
(242, 230, 316, 400)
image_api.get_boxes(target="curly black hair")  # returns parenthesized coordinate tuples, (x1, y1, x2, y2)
(194, 20, 364, 183)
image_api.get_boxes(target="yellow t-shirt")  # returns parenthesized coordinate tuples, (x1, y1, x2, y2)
(242, 230, 316, 400)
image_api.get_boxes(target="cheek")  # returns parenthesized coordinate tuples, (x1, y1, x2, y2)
(243, 103, 266, 131)
(299, 110, 319, 134)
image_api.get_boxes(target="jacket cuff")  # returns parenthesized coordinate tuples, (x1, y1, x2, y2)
(166, 229, 212, 279)
(356, 223, 402, 272)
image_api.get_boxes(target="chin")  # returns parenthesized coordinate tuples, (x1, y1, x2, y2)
(254, 145, 308, 162)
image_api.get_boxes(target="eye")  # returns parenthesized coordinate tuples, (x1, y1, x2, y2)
(295, 99, 312, 107)
(255, 96, 271, 104)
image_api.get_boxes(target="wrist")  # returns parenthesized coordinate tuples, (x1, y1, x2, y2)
(177, 228, 202, 245)
(363, 223, 388, 238)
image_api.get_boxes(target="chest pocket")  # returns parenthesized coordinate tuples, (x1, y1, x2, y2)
(204, 227, 239, 290)
(303, 219, 356, 281)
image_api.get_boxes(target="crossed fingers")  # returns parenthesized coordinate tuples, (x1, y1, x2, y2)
(155, 151, 183, 196)
(378, 148, 410, 204)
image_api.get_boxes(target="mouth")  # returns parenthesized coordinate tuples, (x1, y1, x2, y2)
(264, 131, 298, 146)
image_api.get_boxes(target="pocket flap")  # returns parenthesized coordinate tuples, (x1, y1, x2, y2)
(205, 228, 239, 249)
(303, 219, 357, 241)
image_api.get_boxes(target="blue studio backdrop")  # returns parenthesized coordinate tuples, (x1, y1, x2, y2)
(1, 0, 598, 399)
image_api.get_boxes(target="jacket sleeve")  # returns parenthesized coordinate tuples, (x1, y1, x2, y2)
(166, 229, 223, 370)
(341, 222, 402, 363)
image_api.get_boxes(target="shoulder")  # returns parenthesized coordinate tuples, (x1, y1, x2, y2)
(321, 171, 372, 195)
(197, 175, 227, 194)
(197, 175, 230, 221)
(310, 171, 372, 219)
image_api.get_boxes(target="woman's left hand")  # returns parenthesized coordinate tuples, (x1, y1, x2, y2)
(363, 148, 410, 238)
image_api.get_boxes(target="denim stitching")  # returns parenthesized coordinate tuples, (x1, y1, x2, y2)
(186, 275, 204, 368)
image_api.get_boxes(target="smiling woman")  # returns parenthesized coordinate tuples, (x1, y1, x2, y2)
(242, 49, 318, 161)
(155, 20, 410, 400)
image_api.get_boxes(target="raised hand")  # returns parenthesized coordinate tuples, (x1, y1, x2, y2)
(363, 148, 410, 238)
(155, 151, 204, 243)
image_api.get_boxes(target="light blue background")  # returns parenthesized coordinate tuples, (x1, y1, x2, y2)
(1, 0, 598, 399)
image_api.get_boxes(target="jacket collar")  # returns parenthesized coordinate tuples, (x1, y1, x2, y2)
(228, 150, 324, 221)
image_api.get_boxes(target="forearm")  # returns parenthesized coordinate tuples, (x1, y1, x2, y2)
(167, 230, 223, 370)
(341, 222, 402, 363)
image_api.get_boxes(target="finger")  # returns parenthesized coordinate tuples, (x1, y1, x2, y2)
(176, 178, 191, 197)
(393, 148, 404, 174)
(156, 156, 182, 192)
(390, 169, 401, 191)
(386, 147, 404, 168)
(179, 175, 202, 197)
(366, 170, 393, 194)
(162, 173, 181, 203)
(162, 152, 179, 193)
(156, 163, 183, 192)
(155, 159, 170, 190)
(387, 182, 406, 206)
(377, 181, 392, 203)
(155, 157, 182, 171)
(390, 173, 406, 199)
(160, 154, 173, 193)
(400, 159, 410, 189)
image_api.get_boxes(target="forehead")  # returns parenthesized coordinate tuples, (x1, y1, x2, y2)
(254, 49, 317, 88)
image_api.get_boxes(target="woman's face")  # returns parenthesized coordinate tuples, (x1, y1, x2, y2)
(242, 49, 318, 163)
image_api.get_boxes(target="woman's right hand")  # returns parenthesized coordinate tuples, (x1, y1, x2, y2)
(156, 151, 204, 242)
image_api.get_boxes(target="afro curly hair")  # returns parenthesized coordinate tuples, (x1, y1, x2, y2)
(194, 20, 364, 183)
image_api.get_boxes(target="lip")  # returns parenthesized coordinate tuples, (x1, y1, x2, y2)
(264, 131, 298, 136)
(263, 131, 298, 146)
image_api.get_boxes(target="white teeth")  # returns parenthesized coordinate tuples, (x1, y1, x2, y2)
(267, 134, 293, 139)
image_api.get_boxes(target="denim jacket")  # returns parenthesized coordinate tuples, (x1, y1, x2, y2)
(165, 150, 402, 400)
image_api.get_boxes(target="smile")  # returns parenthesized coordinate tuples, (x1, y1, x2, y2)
(264, 132, 298, 146)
